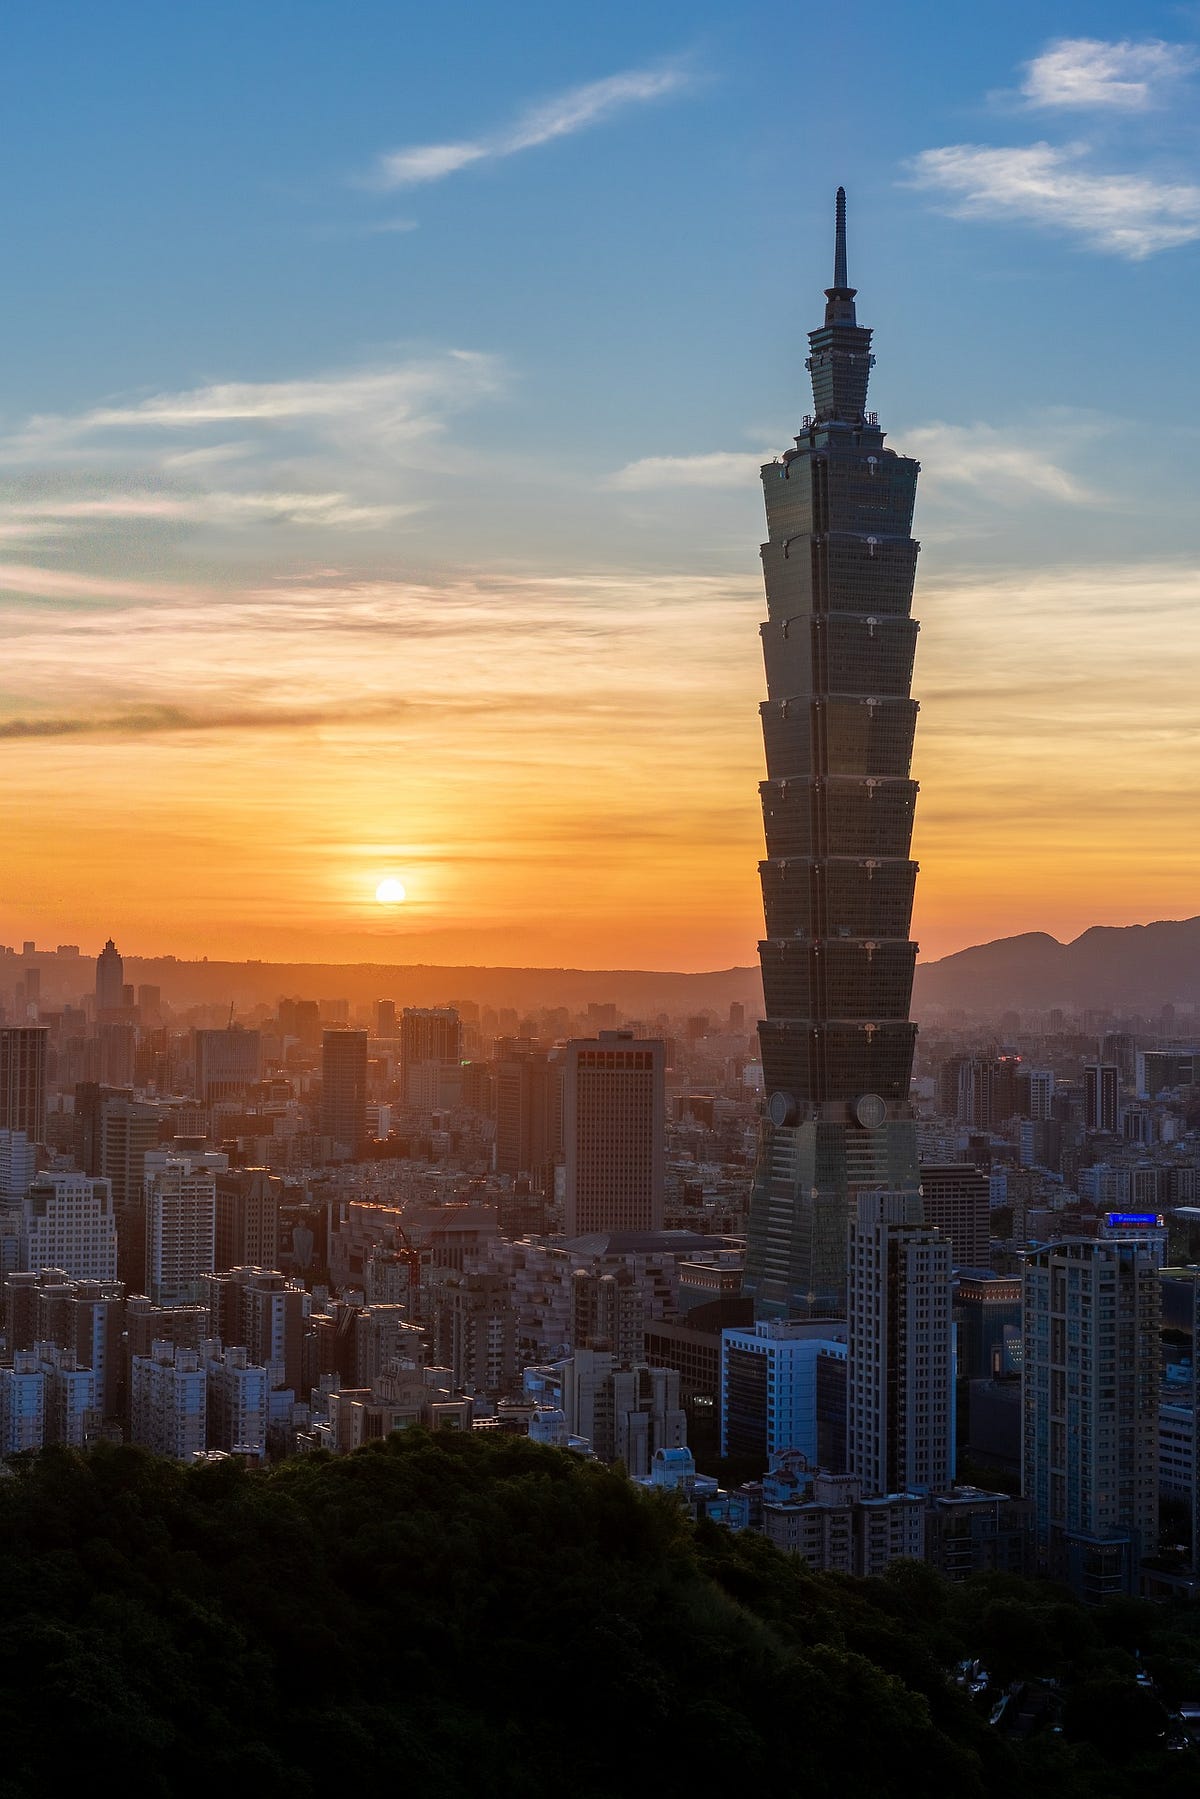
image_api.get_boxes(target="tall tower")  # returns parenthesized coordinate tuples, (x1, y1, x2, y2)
(745, 191, 922, 1319)
(95, 938, 124, 1015)
(320, 1028, 368, 1155)
(563, 1032, 664, 1237)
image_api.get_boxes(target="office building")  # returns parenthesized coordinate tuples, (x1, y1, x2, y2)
(194, 1026, 262, 1103)
(213, 1167, 281, 1272)
(847, 1192, 953, 1497)
(918, 1163, 989, 1268)
(205, 1344, 269, 1459)
(1023, 1237, 1160, 1599)
(400, 1007, 462, 1107)
(20, 1173, 117, 1282)
(562, 1349, 686, 1478)
(720, 1319, 847, 1465)
(203, 1265, 308, 1393)
(954, 1272, 1021, 1382)
(1083, 1063, 1119, 1134)
(563, 1032, 665, 1236)
(78, 1090, 161, 1290)
(493, 1044, 561, 1187)
(744, 192, 922, 1319)
(94, 938, 125, 1015)
(0, 1026, 48, 1143)
(320, 1029, 368, 1154)
(0, 1352, 46, 1455)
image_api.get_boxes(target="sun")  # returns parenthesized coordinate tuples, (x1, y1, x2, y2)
(374, 878, 407, 905)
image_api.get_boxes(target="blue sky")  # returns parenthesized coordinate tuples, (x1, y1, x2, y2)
(0, 3, 1198, 966)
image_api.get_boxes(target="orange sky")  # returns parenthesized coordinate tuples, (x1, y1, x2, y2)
(3, 552, 1200, 970)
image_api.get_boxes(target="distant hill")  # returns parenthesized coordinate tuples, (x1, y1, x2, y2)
(913, 916, 1200, 1015)
(30, 954, 766, 1019)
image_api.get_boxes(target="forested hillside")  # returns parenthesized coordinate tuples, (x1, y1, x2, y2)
(0, 1433, 1195, 1797)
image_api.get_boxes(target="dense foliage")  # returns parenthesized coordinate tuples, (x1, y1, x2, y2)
(0, 1433, 1197, 1797)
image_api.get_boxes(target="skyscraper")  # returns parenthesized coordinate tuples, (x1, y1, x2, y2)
(320, 1029, 368, 1154)
(745, 191, 922, 1319)
(563, 1032, 664, 1237)
(1023, 1237, 1160, 1599)
(846, 1192, 953, 1496)
(95, 938, 124, 1015)
(1083, 1062, 1119, 1133)
(0, 1027, 49, 1144)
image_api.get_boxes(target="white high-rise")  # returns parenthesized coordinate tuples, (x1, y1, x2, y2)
(144, 1154, 217, 1305)
(847, 1191, 953, 1497)
(20, 1173, 118, 1282)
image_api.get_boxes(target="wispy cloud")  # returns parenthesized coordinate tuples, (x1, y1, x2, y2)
(609, 451, 767, 491)
(908, 142, 1200, 257)
(369, 62, 692, 189)
(1021, 37, 1198, 110)
(902, 421, 1102, 504)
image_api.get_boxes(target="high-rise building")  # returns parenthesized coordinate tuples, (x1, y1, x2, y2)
(1083, 1063, 1119, 1133)
(194, 1026, 262, 1103)
(562, 1032, 664, 1237)
(847, 1192, 953, 1496)
(0, 1027, 48, 1144)
(1023, 1237, 1160, 1599)
(20, 1173, 118, 1282)
(744, 192, 922, 1319)
(203, 1265, 308, 1393)
(320, 1029, 368, 1154)
(918, 1163, 989, 1269)
(720, 1318, 847, 1465)
(493, 1043, 561, 1187)
(78, 1090, 161, 1290)
(205, 1344, 269, 1459)
(0, 1127, 37, 1206)
(95, 938, 125, 1015)
(129, 1340, 206, 1459)
(400, 1007, 462, 1108)
(144, 1154, 217, 1306)
(213, 1168, 280, 1272)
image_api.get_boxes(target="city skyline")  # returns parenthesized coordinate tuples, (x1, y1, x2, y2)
(3, 7, 1200, 968)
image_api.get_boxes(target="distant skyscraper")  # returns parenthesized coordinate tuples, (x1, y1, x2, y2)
(1023, 1237, 1160, 1599)
(400, 1007, 461, 1107)
(320, 1029, 368, 1154)
(95, 938, 124, 1014)
(0, 1026, 48, 1144)
(847, 1192, 953, 1496)
(563, 1032, 664, 1237)
(493, 1044, 561, 1187)
(1083, 1063, 1119, 1133)
(745, 191, 922, 1319)
(144, 1155, 216, 1305)
(194, 1026, 262, 1103)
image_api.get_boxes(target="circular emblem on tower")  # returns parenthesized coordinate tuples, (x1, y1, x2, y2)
(767, 1091, 797, 1128)
(855, 1092, 887, 1130)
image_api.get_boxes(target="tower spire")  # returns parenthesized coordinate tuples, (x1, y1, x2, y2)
(834, 185, 848, 290)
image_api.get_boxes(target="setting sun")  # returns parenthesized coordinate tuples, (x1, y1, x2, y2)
(374, 878, 407, 905)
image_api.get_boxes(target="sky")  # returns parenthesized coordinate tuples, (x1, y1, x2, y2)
(1, 1, 1199, 970)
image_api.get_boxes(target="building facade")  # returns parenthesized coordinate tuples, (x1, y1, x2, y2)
(744, 191, 922, 1319)
(562, 1032, 665, 1236)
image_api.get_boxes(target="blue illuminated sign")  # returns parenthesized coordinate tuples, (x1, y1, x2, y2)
(1104, 1212, 1162, 1227)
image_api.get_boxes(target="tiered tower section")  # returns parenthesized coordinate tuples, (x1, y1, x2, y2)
(744, 190, 922, 1319)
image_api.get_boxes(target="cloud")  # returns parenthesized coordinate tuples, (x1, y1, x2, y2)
(0, 702, 387, 740)
(902, 422, 1101, 504)
(609, 451, 768, 491)
(8, 351, 505, 459)
(908, 141, 1200, 257)
(370, 63, 691, 189)
(1021, 37, 1197, 110)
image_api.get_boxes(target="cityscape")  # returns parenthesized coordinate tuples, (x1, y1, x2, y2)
(3, 7, 1200, 1794)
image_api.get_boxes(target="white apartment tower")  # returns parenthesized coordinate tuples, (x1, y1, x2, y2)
(563, 1032, 665, 1237)
(20, 1174, 118, 1282)
(847, 1191, 953, 1497)
(144, 1155, 217, 1306)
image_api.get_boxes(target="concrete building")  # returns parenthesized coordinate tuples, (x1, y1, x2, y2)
(400, 1007, 462, 1109)
(213, 1167, 281, 1272)
(1023, 1237, 1160, 1599)
(203, 1266, 309, 1394)
(194, 1027, 262, 1103)
(0, 1026, 48, 1143)
(144, 1155, 217, 1306)
(848, 1191, 953, 1496)
(130, 1340, 206, 1460)
(0, 1127, 37, 1206)
(563, 1033, 665, 1236)
(94, 938, 125, 1015)
(0, 1351, 45, 1454)
(205, 1344, 269, 1459)
(720, 1319, 847, 1465)
(431, 1270, 519, 1397)
(20, 1173, 117, 1282)
(493, 1044, 560, 1187)
(37, 1343, 97, 1447)
(562, 1348, 686, 1477)
(1084, 1063, 1120, 1134)
(320, 1029, 368, 1155)
(918, 1163, 989, 1268)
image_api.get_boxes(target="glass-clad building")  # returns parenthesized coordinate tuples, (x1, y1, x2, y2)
(744, 191, 923, 1318)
